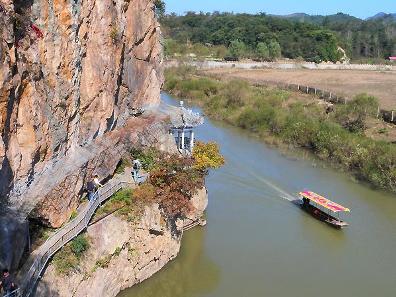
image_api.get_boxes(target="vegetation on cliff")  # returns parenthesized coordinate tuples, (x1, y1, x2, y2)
(103, 145, 224, 221)
(52, 234, 90, 275)
(164, 67, 396, 193)
(193, 141, 226, 171)
(132, 145, 224, 217)
(51, 142, 224, 276)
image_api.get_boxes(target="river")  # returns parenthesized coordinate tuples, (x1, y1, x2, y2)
(118, 93, 396, 297)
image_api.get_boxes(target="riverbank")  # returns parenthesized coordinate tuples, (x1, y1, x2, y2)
(165, 60, 396, 110)
(164, 67, 396, 193)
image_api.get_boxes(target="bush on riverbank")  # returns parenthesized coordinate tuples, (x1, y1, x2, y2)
(164, 67, 396, 192)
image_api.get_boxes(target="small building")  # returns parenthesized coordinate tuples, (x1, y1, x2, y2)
(390, 57, 396, 61)
(170, 101, 204, 155)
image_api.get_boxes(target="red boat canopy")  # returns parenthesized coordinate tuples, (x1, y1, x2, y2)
(299, 191, 350, 213)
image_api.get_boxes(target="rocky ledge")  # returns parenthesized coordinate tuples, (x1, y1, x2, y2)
(37, 187, 208, 297)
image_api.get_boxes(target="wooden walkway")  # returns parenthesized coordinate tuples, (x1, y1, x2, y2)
(11, 171, 202, 297)
(16, 178, 133, 297)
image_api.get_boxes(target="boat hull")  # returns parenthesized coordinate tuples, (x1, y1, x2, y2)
(294, 199, 349, 229)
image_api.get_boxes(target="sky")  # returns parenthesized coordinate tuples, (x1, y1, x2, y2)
(164, 0, 395, 19)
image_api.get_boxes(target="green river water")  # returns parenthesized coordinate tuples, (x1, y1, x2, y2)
(118, 93, 396, 297)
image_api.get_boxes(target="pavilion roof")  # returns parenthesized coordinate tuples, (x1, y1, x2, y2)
(170, 105, 204, 128)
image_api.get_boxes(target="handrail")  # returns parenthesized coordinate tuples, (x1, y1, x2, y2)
(3, 288, 21, 297)
(17, 179, 133, 297)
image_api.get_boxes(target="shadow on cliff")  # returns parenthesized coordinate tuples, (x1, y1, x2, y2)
(31, 278, 60, 297)
(14, 0, 34, 11)
(0, 208, 29, 272)
(118, 227, 220, 297)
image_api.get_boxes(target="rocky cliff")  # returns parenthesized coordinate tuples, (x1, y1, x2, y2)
(37, 188, 208, 297)
(0, 0, 163, 225)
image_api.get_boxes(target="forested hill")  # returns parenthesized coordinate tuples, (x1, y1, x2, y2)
(276, 12, 396, 60)
(160, 12, 396, 62)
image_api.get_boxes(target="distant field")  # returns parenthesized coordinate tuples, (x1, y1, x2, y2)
(204, 68, 396, 110)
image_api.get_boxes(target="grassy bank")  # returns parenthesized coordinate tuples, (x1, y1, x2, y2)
(164, 67, 396, 193)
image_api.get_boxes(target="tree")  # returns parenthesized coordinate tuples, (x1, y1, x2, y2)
(268, 40, 282, 60)
(227, 40, 246, 60)
(164, 38, 181, 57)
(160, 12, 388, 61)
(256, 42, 270, 61)
(154, 0, 165, 18)
(193, 141, 225, 171)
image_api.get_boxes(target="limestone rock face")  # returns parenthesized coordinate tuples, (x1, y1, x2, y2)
(38, 188, 208, 297)
(0, 0, 163, 225)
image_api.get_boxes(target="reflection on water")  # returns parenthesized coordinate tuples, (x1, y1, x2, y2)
(118, 93, 396, 297)
(118, 228, 220, 297)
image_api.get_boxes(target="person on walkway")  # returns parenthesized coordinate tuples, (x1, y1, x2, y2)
(86, 179, 96, 202)
(132, 159, 142, 183)
(0, 269, 17, 297)
(93, 175, 103, 188)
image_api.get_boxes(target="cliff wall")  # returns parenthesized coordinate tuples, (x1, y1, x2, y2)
(0, 0, 163, 225)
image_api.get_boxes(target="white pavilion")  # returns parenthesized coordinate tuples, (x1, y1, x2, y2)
(170, 101, 204, 155)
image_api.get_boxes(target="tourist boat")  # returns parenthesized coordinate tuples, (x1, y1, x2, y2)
(297, 191, 350, 228)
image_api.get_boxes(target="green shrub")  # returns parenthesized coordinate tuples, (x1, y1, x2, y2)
(378, 128, 388, 134)
(53, 246, 78, 275)
(227, 40, 247, 60)
(334, 93, 379, 133)
(70, 235, 90, 258)
(93, 189, 133, 221)
(130, 148, 158, 171)
(112, 189, 133, 204)
(95, 255, 112, 269)
(69, 210, 78, 221)
(53, 234, 90, 275)
(223, 80, 249, 107)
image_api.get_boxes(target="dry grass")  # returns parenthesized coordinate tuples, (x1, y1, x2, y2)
(204, 68, 396, 110)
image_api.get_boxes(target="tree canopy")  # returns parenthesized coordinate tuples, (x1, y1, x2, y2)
(160, 12, 396, 62)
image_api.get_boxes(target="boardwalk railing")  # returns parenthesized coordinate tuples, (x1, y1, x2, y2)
(3, 288, 21, 297)
(17, 180, 132, 297)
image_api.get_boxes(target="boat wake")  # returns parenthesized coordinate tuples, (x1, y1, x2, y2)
(218, 161, 297, 203)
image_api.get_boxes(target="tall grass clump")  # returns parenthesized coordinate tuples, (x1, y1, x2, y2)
(53, 234, 90, 275)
